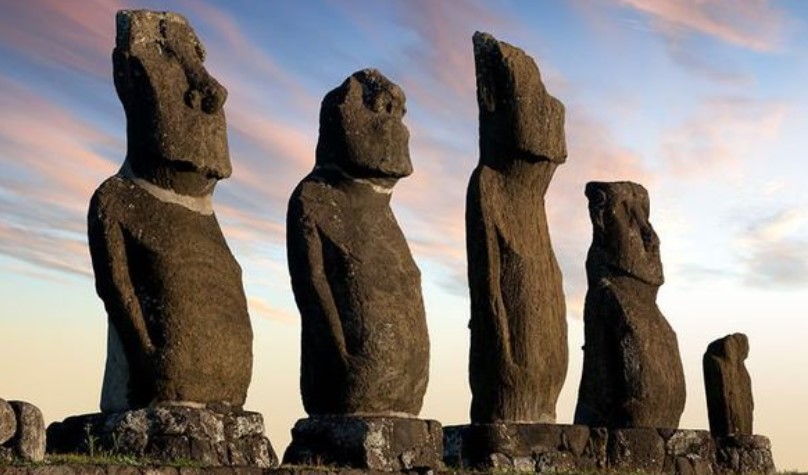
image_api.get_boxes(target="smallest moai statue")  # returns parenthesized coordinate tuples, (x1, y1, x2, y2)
(703, 333, 754, 437)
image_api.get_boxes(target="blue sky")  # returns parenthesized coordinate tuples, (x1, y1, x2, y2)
(0, 0, 807, 469)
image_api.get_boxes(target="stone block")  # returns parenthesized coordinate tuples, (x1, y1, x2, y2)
(715, 434, 775, 475)
(283, 416, 443, 471)
(46, 406, 277, 467)
(443, 423, 602, 471)
(7, 401, 45, 462)
(608, 427, 666, 473)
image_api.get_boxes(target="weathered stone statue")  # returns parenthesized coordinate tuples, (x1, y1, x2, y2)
(466, 31, 568, 423)
(88, 9, 251, 411)
(704, 333, 754, 437)
(286, 69, 428, 416)
(47, 10, 276, 467)
(284, 69, 441, 471)
(574, 181, 686, 429)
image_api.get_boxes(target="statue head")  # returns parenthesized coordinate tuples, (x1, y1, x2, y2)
(706, 333, 750, 362)
(586, 181, 664, 286)
(473, 32, 566, 166)
(113, 10, 231, 190)
(315, 69, 412, 183)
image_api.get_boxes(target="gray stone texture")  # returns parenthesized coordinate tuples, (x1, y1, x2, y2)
(443, 423, 605, 472)
(443, 425, 771, 475)
(0, 400, 15, 446)
(704, 333, 754, 437)
(88, 9, 252, 410)
(45, 407, 277, 468)
(466, 31, 568, 424)
(287, 69, 428, 416)
(715, 435, 775, 475)
(575, 181, 686, 429)
(283, 416, 443, 472)
(1, 401, 46, 462)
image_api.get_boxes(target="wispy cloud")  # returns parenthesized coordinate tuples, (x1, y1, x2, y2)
(660, 96, 788, 178)
(735, 209, 808, 289)
(619, 0, 786, 52)
(0, 0, 124, 77)
(0, 77, 120, 277)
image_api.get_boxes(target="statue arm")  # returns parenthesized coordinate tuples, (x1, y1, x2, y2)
(87, 196, 155, 364)
(467, 175, 513, 366)
(287, 204, 348, 365)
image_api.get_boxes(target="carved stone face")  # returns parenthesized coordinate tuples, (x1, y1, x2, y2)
(113, 10, 231, 181)
(316, 69, 412, 181)
(586, 181, 664, 286)
(473, 32, 566, 165)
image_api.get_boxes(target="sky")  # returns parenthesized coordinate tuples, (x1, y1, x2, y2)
(0, 0, 806, 470)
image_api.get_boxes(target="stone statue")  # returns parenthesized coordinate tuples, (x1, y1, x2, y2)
(88, 10, 252, 411)
(574, 181, 686, 428)
(466, 32, 568, 423)
(704, 333, 754, 436)
(286, 69, 429, 416)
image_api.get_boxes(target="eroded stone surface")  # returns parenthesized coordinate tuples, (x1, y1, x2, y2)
(283, 416, 443, 471)
(6, 401, 45, 462)
(46, 407, 277, 468)
(467, 31, 568, 425)
(574, 181, 686, 429)
(715, 435, 775, 475)
(443, 423, 602, 472)
(89, 9, 252, 411)
(0, 399, 15, 446)
(287, 69, 428, 416)
(704, 333, 754, 437)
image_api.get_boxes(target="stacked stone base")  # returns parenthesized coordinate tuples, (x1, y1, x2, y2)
(443, 423, 774, 475)
(45, 406, 278, 468)
(283, 415, 443, 472)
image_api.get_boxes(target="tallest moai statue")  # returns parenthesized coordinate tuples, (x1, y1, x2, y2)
(48, 11, 276, 466)
(89, 10, 252, 411)
(466, 32, 568, 423)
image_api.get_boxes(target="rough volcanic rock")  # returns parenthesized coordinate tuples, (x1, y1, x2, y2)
(443, 423, 604, 471)
(88, 10, 252, 411)
(715, 435, 775, 475)
(704, 333, 754, 437)
(0, 399, 15, 446)
(46, 406, 277, 468)
(466, 31, 568, 424)
(8, 401, 45, 462)
(287, 69, 429, 415)
(283, 416, 443, 471)
(574, 181, 686, 429)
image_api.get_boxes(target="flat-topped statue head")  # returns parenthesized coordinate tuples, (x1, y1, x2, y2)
(113, 10, 230, 196)
(473, 31, 566, 166)
(585, 181, 663, 286)
(315, 69, 412, 185)
(706, 333, 750, 362)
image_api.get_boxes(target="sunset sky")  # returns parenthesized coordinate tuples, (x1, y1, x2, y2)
(1, 0, 807, 470)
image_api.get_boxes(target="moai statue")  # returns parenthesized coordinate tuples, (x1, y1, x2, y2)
(466, 32, 568, 423)
(284, 69, 441, 471)
(704, 333, 754, 437)
(574, 181, 686, 428)
(88, 10, 252, 411)
(287, 69, 429, 416)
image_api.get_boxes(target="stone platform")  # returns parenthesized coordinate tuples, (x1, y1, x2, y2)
(283, 416, 443, 472)
(45, 406, 277, 468)
(443, 423, 774, 475)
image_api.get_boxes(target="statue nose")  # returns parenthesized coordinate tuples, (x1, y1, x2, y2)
(198, 73, 227, 114)
(184, 67, 228, 114)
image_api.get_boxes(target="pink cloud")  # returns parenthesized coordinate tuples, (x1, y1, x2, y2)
(660, 96, 788, 178)
(0, 0, 125, 77)
(0, 77, 120, 277)
(619, 0, 785, 52)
